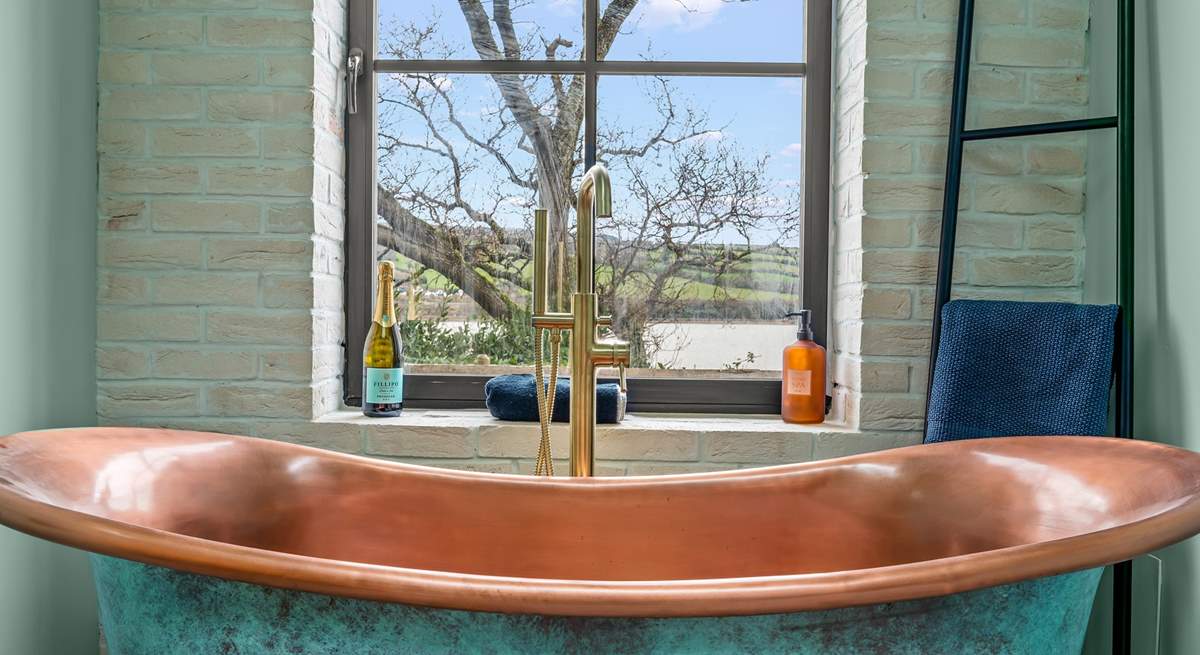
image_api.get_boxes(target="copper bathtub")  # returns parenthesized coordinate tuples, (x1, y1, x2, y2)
(2, 428, 1200, 654)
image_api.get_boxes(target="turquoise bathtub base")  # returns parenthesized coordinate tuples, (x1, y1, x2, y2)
(94, 556, 1102, 655)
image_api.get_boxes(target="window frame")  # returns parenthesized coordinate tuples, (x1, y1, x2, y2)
(344, 0, 832, 413)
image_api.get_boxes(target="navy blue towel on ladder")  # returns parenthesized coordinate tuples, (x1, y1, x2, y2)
(924, 300, 1119, 444)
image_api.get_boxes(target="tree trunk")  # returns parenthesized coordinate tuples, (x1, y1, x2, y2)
(376, 185, 518, 321)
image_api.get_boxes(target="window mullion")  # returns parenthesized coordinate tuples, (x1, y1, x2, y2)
(584, 0, 599, 168)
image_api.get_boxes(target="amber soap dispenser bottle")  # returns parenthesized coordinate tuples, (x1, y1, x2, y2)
(782, 310, 826, 424)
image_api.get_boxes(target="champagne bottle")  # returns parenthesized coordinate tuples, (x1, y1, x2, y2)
(363, 261, 404, 417)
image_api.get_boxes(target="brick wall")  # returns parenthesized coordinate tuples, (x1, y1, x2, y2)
(96, 0, 346, 434)
(93, 0, 1094, 473)
(829, 0, 1093, 433)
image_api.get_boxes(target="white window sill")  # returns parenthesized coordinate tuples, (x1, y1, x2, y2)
(310, 409, 919, 475)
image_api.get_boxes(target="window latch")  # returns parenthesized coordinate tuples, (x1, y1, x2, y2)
(346, 48, 364, 115)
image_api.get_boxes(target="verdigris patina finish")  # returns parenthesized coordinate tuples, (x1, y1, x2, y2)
(95, 556, 1101, 655)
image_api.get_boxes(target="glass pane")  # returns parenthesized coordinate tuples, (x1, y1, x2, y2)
(376, 73, 583, 367)
(600, 0, 804, 62)
(378, 0, 583, 61)
(596, 76, 803, 373)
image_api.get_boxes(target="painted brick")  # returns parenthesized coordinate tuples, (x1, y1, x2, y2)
(1030, 72, 1089, 105)
(261, 351, 314, 382)
(859, 395, 926, 431)
(861, 140, 912, 173)
(262, 127, 315, 158)
(859, 360, 911, 392)
(812, 432, 923, 460)
(867, 26, 954, 61)
(207, 311, 313, 345)
(977, 106, 1082, 129)
(976, 180, 1084, 215)
(704, 432, 812, 463)
(152, 127, 259, 158)
(596, 429, 699, 462)
(864, 64, 914, 98)
(102, 15, 202, 48)
(208, 16, 314, 48)
(98, 346, 150, 379)
(863, 101, 948, 136)
(919, 67, 1022, 101)
(1027, 144, 1086, 175)
(919, 142, 1024, 176)
(1033, 3, 1090, 30)
(100, 236, 204, 269)
(209, 384, 313, 419)
(922, 0, 1026, 24)
(477, 424, 569, 459)
(99, 52, 149, 84)
(154, 272, 259, 306)
(626, 462, 738, 476)
(267, 203, 313, 233)
(365, 426, 475, 459)
(208, 238, 312, 271)
(99, 272, 150, 305)
(98, 383, 201, 418)
(102, 88, 202, 121)
(98, 308, 202, 342)
(262, 274, 314, 308)
(258, 421, 363, 454)
(1026, 218, 1080, 250)
(208, 164, 314, 196)
(98, 123, 146, 157)
(100, 196, 148, 231)
(971, 255, 1078, 286)
(860, 323, 931, 357)
(208, 91, 314, 123)
(152, 0, 256, 7)
(265, 55, 315, 86)
(152, 198, 261, 232)
(977, 31, 1085, 68)
(861, 287, 912, 319)
(861, 250, 937, 284)
(154, 350, 258, 380)
(154, 54, 261, 85)
(861, 216, 911, 247)
(862, 177, 943, 212)
(101, 161, 201, 194)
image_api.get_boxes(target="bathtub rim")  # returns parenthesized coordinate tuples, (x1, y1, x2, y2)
(1, 428, 1198, 618)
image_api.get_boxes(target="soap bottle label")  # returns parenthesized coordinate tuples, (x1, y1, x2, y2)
(786, 369, 812, 396)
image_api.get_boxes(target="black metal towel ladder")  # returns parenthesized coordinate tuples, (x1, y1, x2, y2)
(924, 1, 1136, 653)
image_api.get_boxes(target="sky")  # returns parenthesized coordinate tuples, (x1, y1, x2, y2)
(374, 0, 807, 246)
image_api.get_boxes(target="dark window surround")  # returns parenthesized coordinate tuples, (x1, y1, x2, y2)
(344, 0, 833, 413)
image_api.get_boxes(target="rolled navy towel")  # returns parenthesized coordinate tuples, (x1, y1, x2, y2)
(484, 374, 625, 423)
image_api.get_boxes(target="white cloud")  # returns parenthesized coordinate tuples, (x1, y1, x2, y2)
(687, 130, 725, 143)
(639, 0, 725, 32)
(780, 142, 804, 158)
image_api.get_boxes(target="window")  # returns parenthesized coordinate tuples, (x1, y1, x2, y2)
(346, 0, 832, 412)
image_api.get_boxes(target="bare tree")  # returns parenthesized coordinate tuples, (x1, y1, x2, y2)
(375, 0, 798, 364)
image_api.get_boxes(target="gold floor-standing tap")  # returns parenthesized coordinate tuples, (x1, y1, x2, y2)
(531, 164, 631, 477)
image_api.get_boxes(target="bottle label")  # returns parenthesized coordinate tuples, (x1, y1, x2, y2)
(786, 369, 812, 396)
(365, 367, 404, 404)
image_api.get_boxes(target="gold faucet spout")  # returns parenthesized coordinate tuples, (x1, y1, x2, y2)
(530, 163, 630, 477)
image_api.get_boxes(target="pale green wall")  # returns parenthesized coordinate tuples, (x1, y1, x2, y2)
(0, 0, 100, 653)
(1134, 1, 1200, 651)
(1082, 1, 1200, 652)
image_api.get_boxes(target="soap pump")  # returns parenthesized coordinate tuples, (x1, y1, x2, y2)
(781, 310, 826, 424)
